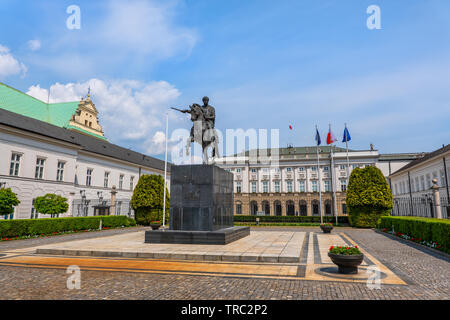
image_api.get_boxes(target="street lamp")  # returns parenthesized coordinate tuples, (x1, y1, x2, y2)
(80, 190, 87, 217)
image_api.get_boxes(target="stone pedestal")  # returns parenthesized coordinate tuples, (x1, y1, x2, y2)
(145, 164, 249, 244)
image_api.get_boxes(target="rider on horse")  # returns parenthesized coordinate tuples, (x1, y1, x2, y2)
(173, 96, 219, 163)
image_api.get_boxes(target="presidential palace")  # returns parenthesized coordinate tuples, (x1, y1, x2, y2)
(1, 82, 448, 220)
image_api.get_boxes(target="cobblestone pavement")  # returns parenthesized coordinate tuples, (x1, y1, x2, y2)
(0, 227, 448, 300)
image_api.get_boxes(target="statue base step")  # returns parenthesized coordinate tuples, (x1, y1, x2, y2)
(144, 226, 250, 245)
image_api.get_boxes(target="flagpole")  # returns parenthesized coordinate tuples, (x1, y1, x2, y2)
(331, 146, 338, 225)
(316, 125, 323, 224)
(345, 123, 350, 186)
(162, 112, 169, 229)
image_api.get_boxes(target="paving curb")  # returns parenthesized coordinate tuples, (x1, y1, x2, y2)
(374, 229, 450, 261)
(35, 248, 300, 263)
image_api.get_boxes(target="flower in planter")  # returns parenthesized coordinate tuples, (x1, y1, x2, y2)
(329, 245, 362, 255)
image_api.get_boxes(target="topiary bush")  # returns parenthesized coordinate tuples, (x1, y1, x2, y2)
(0, 188, 20, 216)
(346, 166, 393, 228)
(34, 193, 69, 218)
(131, 174, 169, 226)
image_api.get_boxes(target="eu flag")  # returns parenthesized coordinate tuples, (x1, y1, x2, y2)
(342, 127, 351, 143)
(315, 128, 321, 146)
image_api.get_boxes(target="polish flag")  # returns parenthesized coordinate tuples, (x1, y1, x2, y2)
(326, 125, 337, 145)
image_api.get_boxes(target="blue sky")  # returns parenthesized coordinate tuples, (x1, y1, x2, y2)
(1, 0, 449, 160)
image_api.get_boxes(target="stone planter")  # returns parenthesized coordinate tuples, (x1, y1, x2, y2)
(320, 225, 333, 233)
(150, 224, 162, 230)
(328, 252, 364, 274)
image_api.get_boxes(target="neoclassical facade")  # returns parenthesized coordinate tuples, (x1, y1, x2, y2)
(0, 83, 169, 220)
(216, 146, 420, 216)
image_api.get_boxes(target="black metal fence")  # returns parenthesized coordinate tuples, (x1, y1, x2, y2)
(391, 196, 449, 219)
(71, 198, 134, 218)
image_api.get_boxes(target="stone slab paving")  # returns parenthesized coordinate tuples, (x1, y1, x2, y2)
(0, 227, 448, 300)
(32, 231, 305, 263)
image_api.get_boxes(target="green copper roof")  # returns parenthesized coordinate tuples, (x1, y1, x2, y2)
(0, 82, 106, 140)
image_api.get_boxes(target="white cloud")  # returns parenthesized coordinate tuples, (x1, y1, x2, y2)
(0, 45, 27, 79)
(27, 39, 41, 51)
(27, 0, 197, 77)
(26, 78, 184, 156)
(99, 0, 197, 58)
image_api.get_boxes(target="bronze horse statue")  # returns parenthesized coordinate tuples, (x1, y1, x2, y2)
(172, 100, 220, 164)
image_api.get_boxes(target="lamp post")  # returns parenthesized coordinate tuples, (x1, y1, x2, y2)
(80, 190, 87, 217)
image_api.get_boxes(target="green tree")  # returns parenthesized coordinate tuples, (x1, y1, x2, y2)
(131, 174, 169, 225)
(0, 188, 20, 216)
(346, 166, 393, 228)
(34, 193, 69, 218)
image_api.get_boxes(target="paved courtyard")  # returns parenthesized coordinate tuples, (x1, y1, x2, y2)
(0, 226, 448, 300)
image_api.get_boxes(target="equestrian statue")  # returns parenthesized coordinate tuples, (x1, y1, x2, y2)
(171, 96, 220, 164)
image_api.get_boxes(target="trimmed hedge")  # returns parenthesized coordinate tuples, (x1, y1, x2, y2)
(0, 216, 136, 238)
(378, 216, 450, 254)
(234, 215, 349, 224)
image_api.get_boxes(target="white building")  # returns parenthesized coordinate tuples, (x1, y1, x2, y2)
(215, 146, 420, 216)
(389, 144, 450, 199)
(0, 107, 169, 220)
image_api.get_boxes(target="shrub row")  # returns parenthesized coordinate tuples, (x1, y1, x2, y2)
(0, 216, 136, 238)
(378, 216, 450, 254)
(234, 215, 349, 224)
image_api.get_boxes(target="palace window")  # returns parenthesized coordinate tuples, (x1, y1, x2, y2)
(9, 153, 21, 176)
(251, 181, 257, 193)
(119, 174, 124, 190)
(323, 166, 329, 172)
(287, 181, 293, 192)
(130, 176, 134, 190)
(420, 176, 425, 190)
(342, 204, 347, 215)
(104, 172, 109, 188)
(274, 181, 280, 193)
(117, 201, 122, 215)
(440, 169, 445, 187)
(236, 204, 242, 214)
(426, 174, 431, 189)
(35, 158, 45, 179)
(236, 168, 241, 173)
(262, 181, 269, 193)
(415, 177, 419, 192)
(286, 167, 292, 172)
(312, 181, 318, 192)
(340, 179, 347, 191)
(251, 168, 257, 173)
(56, 161, 65, 182)
(299, 180, 305, 192)
(324, 180, 331, 192)
(86, 169, 93, 186)
(30, 198, 38, 219)
(339, 165, 345, 170)
(352, 164, 359, 169)
(236, 181, 242, 193)
(298, 167, 305, 172)
(311, 166, 317, 172)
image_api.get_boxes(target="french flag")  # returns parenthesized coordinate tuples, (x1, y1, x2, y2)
(326, 125, 337, 145)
